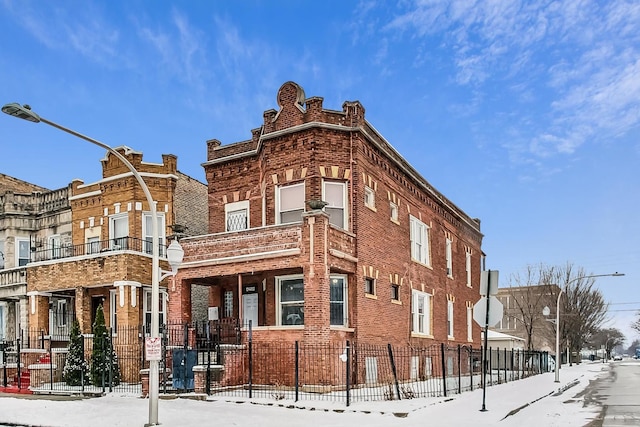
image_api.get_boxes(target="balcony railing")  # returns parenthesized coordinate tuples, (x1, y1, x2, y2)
(28, 237, 167, 263)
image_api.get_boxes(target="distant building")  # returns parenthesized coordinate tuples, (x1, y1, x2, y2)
(494, 285, 558, 352)
(172, 81, 485, 351)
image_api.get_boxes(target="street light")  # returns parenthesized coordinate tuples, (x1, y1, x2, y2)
(2, 102, 183, 426)
(543, 272, 624, 383)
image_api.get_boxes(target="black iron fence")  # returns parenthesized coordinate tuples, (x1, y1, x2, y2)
(28, 236, 168, 263)
(0, 322, 550, 405)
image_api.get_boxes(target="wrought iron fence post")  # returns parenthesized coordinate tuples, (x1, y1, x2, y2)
(206, 322, 211, 395)
(440, 342, 447, 397)
(387, 343, 401, 400)
(50, 349, 54, 391)
(503, 348, 507, 383)
(457, 344, 461, 394)
(101, 334, 106, 393)
(248, 320, 253, 399)
(81, 336, 85, 393)
(345, 340, 351, 407)
(40, 329, 45, 350)
(497, 348, 501, 384)
(17, 338, 21, 390)
(294, 341, 299, 402)
(469, 346, 473, 392)
(108, 329, 113, 393)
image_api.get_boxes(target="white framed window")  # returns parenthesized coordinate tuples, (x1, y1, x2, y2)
(467, 305, 473, 341)
(390, 202, 398, 222)
(276, 182, 305, 224)
(364, 186, 375, 209)
(56, 300, 68, 328)
(276, 275, 304, 326)
(110, 290, 118, 331)
(224, 290, 233, 318)
(143, 212, 166, 256)
(411, 290, 431, 335)
(16, 238, 30, 266)
(323, 181, 347, 229)
(49, 235, 62, 259)
(109, 213, 129, 249)
(447, 300, 454, 338)
(364, 277, 375, 295)
(225, 200, 249, 231)
(446, 238, 453, 277)
(143, 289, 167, 332)
(87, 236, 100, 254)
(465, 252, 472, 287)
(330, 275, 348, 326)
(409, 216, 430, 266)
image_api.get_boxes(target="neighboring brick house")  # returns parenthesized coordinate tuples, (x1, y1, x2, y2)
(0, 174, 71, 345)
(7, 148, 206, 353)
(172, 82, 484, 351)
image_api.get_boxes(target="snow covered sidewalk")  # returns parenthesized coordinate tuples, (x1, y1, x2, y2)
(0, 362, 608, 427)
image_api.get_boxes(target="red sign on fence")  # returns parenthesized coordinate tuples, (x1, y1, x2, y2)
(145, 337, 162, 361)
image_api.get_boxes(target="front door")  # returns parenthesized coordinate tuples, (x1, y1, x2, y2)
(242, 293, 258, 328)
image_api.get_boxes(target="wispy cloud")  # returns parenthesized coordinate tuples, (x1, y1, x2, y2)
(379, 0, 640, 170)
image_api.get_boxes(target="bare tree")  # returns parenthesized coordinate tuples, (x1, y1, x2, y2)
(632, 311, 640, 334)
(504, 264, 557, 351)
(550, 264, 609, 363)
(588, 328, 625, 359)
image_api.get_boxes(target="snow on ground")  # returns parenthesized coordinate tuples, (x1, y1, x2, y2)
(0, 362, 612, 427)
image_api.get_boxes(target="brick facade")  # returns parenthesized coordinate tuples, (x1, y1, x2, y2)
(174, 81, 484, 351)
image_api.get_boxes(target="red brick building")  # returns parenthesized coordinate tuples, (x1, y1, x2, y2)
(172, 82, 484, 349)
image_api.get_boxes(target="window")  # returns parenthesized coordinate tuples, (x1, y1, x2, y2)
(330, 275, 348, 326)
(390, 202, 398, 222)
(467, 305, 473, 341)
(391, 284, 400, 301)
(110, 290, 118, 331)
(143, 289, 166, 332)
(411, 290, 431, 334)
(224, 290, 233, 318)
(446, 238, 453, 277)
(364, 186, 375, 209)
(87, 236, 100, 254)
(465, 252, 472, 287)
(409, 216, 430, 266)
(0, 240, 5, 269)
(277, 275, 304, 326)
(49, 235, 62, 259)
(16, 238, 30, 266)
(447, 300, 454, 338)
(277, 183, 305, 224)
(0, 303, 6, 341)
(143, 212, 166, 256)
(225, 200, 249, 231)
(364, 277, 375, 295)
(56, 300, 68, 328)
(110, 214, 129, 249)
(323, 181, 347, 229)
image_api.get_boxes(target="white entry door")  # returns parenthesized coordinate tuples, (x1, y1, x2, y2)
(242, 293, 258, 328)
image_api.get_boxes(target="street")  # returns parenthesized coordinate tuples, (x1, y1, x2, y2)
(584, 359, 640, 426)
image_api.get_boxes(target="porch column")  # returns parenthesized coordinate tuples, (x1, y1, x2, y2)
(75, 287, 90, 332)
(26, 291, 51, 335)
(168, 275, 192, 323)
(301, 210, 331, 344)
(113, 281, 142, 329)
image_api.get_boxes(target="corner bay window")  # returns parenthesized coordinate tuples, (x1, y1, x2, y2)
(411, 289, 431, 335)
(323, 181, 347, 229)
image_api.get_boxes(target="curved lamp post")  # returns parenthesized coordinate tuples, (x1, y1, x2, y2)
(2, 102, 183, 426)
(543, 272, 624, 383)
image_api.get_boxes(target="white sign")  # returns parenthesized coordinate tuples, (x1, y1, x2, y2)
(479, 270, 499, 296)
(145, 337, 162, 361)
(473, 296, 504, 327)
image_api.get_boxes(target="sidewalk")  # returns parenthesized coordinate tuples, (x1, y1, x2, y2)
(0, 362, 609, 427)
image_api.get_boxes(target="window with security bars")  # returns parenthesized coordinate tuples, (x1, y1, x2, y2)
(225, 201, 249, 231)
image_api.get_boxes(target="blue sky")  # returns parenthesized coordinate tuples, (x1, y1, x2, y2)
(1, 1, 638, 341)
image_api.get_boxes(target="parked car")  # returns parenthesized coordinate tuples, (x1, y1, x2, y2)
(613, 354, 623, 361)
